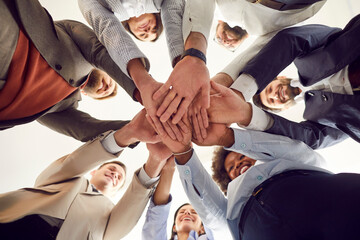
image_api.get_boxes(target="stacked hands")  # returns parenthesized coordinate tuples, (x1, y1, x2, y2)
(131, 76, 253, 163)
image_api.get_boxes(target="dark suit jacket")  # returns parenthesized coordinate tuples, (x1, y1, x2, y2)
(240, 14, 360, 149)
(0, 0, 137, 141)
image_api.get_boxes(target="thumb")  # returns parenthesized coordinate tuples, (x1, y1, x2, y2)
(210, 80, 228, 95)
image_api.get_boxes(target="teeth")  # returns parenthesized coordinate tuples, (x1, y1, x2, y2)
(183, 217, 192, 221)
(240, 165, 249, 175)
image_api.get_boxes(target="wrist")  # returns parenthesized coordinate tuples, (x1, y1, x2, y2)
(114, 124, 138, 147)
(220, 128, 235, 148)
(238, 102, 252, 126)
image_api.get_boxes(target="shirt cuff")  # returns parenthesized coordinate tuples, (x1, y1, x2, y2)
(237, 104, 274, 131)
(101, 132, 125, 154)
(230, 74, 258, 102)
(138, 166, 160, 188)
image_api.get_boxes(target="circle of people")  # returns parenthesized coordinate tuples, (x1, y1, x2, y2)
(1, 0, 360, 239)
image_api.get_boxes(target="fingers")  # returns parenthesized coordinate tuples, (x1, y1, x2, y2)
(200, 108, 209, 128)
(159, 95, 182, 123)
(177, 117, 189, 134)
(166, 120, 183, 142)
(200, 82, 211, 109)
(210, 80, 228, 94)
(171, 98, 192, 124)
(191, 113, 203, 143)
(197, 112, 207, 139)
(162, 121, 177, 140)
(156, 89, 177, 118)
(153, 80, 171, 100)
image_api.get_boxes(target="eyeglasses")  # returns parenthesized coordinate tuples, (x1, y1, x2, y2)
(213, 33, 241, 52)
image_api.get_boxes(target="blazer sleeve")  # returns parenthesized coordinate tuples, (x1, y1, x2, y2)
(239, 24, 341, 93)
(265, 112, 349, 149)
(104, 169, 156, 240)
(37, 104, 130, 142)
(78, 0, 149, 79)
(160, 0, 185, 64)
(54, 19, 137, 99)
(182, 0, 215, 43)
(35, 131, 121, 187)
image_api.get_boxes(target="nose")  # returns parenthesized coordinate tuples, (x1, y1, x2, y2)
(184, 209, 191, 215)
(111, 171, 118, 178)
(269, 89, 278, 100)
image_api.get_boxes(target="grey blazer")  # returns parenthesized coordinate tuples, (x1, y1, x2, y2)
(0, 0, 137, 141)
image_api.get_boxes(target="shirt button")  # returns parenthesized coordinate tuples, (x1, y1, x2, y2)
(257, 176, 263, 181)
(240, 143, 246, 148)
(307, 92, 314, 96)
(185, 170, 190, 175)
(55, 64, 62, 70)
(69, 79, 74, 85)
(321, 94, 328, 102)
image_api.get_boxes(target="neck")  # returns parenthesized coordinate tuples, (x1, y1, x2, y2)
(176, 231, 190, 240)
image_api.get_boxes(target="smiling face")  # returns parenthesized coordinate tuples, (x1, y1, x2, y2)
(174, 204, 204, 236)
(127, 13, 158, 42)
(82, 69, 117, 99)
(90, 163, 126, 197)
(224, 152, 256, 180)
(215, 20, 248, 51)
(259, 79, 301, 110)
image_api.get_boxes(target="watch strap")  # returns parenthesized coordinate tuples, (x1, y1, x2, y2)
(180, 48, 206, 64)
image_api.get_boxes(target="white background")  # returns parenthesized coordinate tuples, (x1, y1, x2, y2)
(1, 0, 360, 239)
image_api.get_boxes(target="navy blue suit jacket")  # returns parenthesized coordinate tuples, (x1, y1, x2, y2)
(240, 14, 360, 149)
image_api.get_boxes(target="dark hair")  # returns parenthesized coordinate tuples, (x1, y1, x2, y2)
(122, 13, 163, 42)
(252, 77, 293, 112)
(211, 147, 232, 195)
(169, 203, 206, 240)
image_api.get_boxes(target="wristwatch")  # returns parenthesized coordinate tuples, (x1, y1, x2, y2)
(180, 48, 206, 64)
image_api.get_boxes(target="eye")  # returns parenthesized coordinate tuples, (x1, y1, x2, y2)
(228, 166, 233, 173)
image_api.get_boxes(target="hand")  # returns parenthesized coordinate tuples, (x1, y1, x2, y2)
(113, 108, 160, 147)
(192, 122, 234, 148)
(208, 81, 252, 125)
(188, 92, 209, 142)
(146, 142, 173, 162)
(153, 56, 210, 124)
(162, 156, 176, 173)
(127, 59, 182, 141)
(146, 114, 192, 154)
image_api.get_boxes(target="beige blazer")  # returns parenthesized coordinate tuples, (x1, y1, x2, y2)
(0, 132, 155, 240)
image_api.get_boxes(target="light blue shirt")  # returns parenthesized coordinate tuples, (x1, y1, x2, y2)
(176, 128, 329, 240)
(78, 0, 185, 77)
(142, 195, 214, 240)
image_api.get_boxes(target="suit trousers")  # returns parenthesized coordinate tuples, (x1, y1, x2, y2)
(239, 170, 360, 240)
(0, 215, 60, 240)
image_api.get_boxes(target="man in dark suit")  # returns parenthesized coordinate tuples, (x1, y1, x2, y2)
(0, 0, 138, 142)
(209, 14, 360, 149)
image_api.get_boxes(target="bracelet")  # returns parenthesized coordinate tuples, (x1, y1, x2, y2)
(180, 48, 206, 64)
(173, 148, 193, 156)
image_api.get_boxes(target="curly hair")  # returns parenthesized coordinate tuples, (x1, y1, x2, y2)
(122, 13, 163, 42)
(211, 147, 232, 195)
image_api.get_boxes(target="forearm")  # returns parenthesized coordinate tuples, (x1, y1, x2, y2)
(153, 168, 175, 205)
